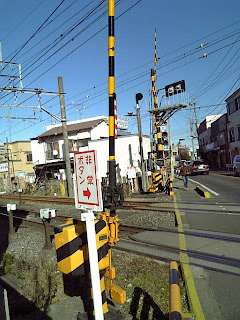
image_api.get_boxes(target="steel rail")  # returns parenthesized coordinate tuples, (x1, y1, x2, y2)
(114, 240, 240, 277)
(1, 211, 240, 273)
(127, 237, 240, 268)
(0, 195, 175, 211)
(119, 224, 240, 243)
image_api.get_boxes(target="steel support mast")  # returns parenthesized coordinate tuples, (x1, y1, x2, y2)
(149, 30, 164, 192)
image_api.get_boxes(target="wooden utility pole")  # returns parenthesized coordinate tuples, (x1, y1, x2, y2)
(58, 76, 74, 197)
(190, 119, 195, 160)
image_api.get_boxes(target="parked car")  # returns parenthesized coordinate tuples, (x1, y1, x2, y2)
(233, 155, 240, 176)
(190, 160, 209, 175)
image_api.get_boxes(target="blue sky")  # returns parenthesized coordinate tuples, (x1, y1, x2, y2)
(0, 0, 239, 148)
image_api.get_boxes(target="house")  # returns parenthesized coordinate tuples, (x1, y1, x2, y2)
(210, 114, 229, 168)
(31, 116, 151, 181)
(226, 87, 240, 162)
(0, 141, 34, 192)
(198, 115, 222, 166)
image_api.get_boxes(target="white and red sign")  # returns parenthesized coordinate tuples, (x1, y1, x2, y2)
(74, 150, 103, 211)
(127, 166, 136, 179)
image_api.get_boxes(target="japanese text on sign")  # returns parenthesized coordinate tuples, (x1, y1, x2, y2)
(74, 150, 102, 211)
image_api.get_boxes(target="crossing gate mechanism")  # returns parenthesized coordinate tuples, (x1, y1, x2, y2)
(54, 214, 126, 307)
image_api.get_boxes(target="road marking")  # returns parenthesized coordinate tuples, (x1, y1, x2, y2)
(214, 212, 240, 216)
(173, 195, 205, 319)
(189, 178, 219, 196)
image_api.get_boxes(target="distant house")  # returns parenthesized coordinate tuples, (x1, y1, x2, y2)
(198, 115, 222, 166)
(0, 141, 34, 192)
(31, 116, 151, 181)
(226, 87, 240, 162)
(210, 114, 229, 168)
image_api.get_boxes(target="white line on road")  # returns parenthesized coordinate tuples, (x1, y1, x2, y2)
(189, 178, 220, 196)
(214, 212, 240, 216)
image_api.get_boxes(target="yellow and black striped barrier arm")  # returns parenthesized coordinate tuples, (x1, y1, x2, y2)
(169, 261, 182, 320)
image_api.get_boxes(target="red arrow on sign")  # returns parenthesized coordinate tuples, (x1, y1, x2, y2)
(83, 188, 91, 199)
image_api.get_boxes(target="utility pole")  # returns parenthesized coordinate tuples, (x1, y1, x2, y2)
(193, 99, 199, 130)
(136, 93, 147, 192)
(6, 138, 11, 193)
(58, 76, 74, 197)
(190, 119, 195, 160)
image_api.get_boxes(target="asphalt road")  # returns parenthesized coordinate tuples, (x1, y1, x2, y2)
(176, 172, 240, 235)
(175, 174, 240, 319)
(189, 172, 240, 205)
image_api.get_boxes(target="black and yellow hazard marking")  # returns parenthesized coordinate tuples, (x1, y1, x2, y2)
(108, 0, 117, 194)
(88, 272, 109, 315)
(169, 178, 174, 196)
(54, 219, 109, 276)
(169, 261, 182, 320)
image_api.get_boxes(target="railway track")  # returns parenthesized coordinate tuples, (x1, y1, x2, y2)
(0, 195, 175, 212)
(1, 209, 240, 275)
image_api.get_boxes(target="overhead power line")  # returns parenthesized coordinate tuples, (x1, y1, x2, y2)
(1, 0, 47, 42)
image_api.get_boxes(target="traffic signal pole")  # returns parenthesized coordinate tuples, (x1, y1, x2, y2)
(136, 93, 148, 192)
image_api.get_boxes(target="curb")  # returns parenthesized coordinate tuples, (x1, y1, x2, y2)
(195, 186, 211, 198)
(173, 195, 205, 320)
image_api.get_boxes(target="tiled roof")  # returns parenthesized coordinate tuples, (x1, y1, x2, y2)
(37, 119, 105, 139)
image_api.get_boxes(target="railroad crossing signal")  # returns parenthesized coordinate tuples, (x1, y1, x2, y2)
(74, 150, 103, 211)
(162, 131, 169, 151)
(165, 80, 185, 97)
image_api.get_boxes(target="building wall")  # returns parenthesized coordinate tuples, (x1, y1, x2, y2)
(0, 141, 34, 191)
(227, 108, 240, 151)
(226, 89, 240, 161)
(91, 121, 108, 140)
(31, 139, 47, 165)
(87, 135, 151, 179)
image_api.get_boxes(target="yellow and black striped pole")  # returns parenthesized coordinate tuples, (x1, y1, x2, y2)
(108, 0, 116, 215)
(150, 30, 165, 191)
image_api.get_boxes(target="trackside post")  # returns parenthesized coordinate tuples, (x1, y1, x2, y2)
(169, 261, 182, 320)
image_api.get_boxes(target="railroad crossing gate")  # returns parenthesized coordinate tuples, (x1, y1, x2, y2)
(74, 150, 103, 211)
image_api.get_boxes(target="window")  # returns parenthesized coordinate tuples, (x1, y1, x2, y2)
(227, 101, 235, 115)
(46, 142, 59, 159)
(235, 98, 239, 111)
(26, 153, 32, 162)
(235, 127, 240, 141)
(228, 128, 235, 143)
(68, 140, 73, 151)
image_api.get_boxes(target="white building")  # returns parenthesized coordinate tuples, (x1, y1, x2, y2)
(31, 116, 151, 180)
